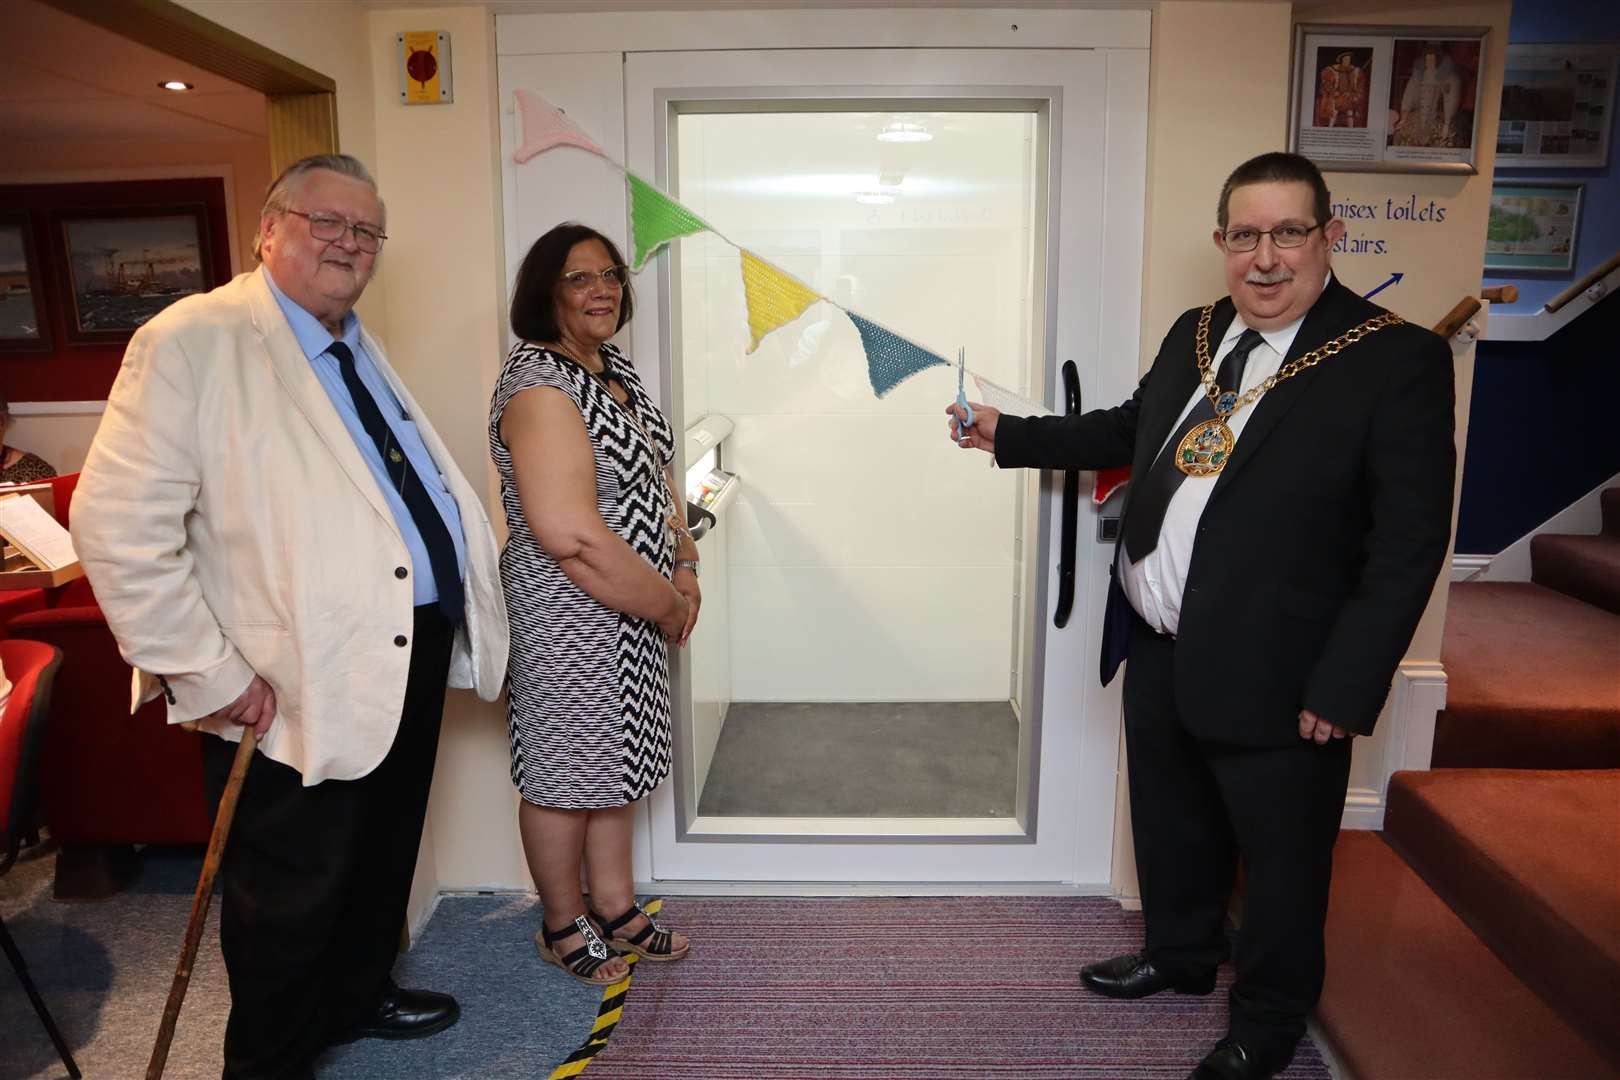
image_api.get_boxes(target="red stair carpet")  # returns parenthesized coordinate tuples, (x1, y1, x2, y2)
(1384, 768, 1620, 1068)
(1319, 831, 1615, 1080)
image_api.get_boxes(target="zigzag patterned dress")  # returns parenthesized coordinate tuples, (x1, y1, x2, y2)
(490, 342, 675, 808)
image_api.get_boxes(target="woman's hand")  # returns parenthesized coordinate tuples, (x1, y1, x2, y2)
(673, 567, 701, 646)
(657, 590, 691, 644)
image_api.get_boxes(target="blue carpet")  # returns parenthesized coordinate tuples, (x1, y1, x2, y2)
(1, 846, 601, 1080)
(318, 893, 603, 1079)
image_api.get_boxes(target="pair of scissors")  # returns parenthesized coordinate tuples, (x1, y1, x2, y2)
(955, 347, 975, 441)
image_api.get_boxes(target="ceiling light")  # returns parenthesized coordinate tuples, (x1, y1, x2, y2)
(876, 121, 932, 143)
(159, 80, 194, 92)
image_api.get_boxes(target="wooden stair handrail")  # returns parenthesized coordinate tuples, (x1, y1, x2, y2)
(1431, 286, 1519, 341)
(1434, 297, 1482, 340)
(1545, 250, 1620, 314)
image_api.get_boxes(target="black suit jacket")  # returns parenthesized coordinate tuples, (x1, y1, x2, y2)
(996, 279, 1456, 745)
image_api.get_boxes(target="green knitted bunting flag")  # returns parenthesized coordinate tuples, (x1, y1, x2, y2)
(628, 173, 711, 270)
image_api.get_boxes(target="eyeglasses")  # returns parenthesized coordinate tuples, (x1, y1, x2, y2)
(560, 266, 629, 291)
(1221, 222, 1322, 252)
(287, 209, 387, 253)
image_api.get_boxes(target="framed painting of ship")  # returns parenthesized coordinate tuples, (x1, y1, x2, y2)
(0, 213, 51, 354)
(52, 204, 217, 345)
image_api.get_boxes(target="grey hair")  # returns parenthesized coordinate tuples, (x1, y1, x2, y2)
(253, 153, 385, 261)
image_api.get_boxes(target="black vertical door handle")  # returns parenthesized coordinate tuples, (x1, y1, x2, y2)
(1053, 360, 1082, 628)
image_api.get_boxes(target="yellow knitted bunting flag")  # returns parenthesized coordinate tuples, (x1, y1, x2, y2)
(740, 250, 822, 354)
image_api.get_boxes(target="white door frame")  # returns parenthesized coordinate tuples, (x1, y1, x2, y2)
(621, 47, 1148, 888)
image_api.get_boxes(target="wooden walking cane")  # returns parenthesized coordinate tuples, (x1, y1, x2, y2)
(146, 728, 257, 1080)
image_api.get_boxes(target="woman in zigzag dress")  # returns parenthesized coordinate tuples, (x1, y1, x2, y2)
(489, 222, 699, 985)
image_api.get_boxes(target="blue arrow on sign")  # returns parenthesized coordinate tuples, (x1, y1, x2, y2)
(1363, 272, 1404, 300)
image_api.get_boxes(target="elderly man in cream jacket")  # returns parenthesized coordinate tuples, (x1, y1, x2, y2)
(72, 154, 507, 1080)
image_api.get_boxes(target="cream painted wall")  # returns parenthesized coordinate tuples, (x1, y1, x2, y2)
(364, 5, 529, 908)
(1139, 2, 1295, 374)
(176, 0, 386, 336)
(1308, 0, 1512, 664)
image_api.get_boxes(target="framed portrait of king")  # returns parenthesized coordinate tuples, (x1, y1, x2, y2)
(1289, 23, 1490, 174)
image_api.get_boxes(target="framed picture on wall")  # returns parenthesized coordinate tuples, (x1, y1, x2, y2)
(1484, 180, 1583, 273)
(1496, 43, 1617, 169)
(1288, 23, 1490, 174)
(52, 204, 216, 345)
(0, 214, 51, 353)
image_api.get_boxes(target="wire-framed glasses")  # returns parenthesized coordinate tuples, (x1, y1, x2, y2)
(560, 266, 629, 291)
(1221, 222, 1322, 252)
(288, 209, 387, 253)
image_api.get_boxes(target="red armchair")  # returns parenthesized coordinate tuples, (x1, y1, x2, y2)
(0, 471, 92, 634)
(3, 471, 211, 898)
(1, 639, 84, 1078)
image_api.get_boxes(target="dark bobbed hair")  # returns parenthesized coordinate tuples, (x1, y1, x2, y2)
(510, 223, 634, 342)
(1216, 152, 1332, 231)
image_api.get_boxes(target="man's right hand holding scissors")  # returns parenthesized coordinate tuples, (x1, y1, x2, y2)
(946, 400, 1000, 454)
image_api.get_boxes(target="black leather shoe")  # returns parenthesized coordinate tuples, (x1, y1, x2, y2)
(1188, 1040, 1288, 1080)
(331, 985, 460, 1045)
(1079, 951, 1217, 999)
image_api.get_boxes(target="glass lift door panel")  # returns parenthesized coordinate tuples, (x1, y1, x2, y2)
(624, 47, 1146, 886)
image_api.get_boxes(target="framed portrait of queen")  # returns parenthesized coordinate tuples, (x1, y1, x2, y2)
(1289, 24, 1489, 174)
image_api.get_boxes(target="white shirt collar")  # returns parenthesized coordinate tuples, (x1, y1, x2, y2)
(1222, 271, 1334, 357)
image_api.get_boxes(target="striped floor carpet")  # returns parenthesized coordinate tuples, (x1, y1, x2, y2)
(582, 896, 1333, 1079)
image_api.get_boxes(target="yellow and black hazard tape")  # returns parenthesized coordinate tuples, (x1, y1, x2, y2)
(546, 897, 661, 1079)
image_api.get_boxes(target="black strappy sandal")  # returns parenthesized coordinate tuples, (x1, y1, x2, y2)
(589, 902, 690, 962)
(535, 915, 628, 985)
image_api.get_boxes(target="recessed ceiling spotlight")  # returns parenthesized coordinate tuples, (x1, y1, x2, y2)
(159, 80, 194, 92)
(876, 121, 932, 143)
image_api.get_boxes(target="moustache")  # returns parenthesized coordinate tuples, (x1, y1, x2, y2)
(1246, 268, 1294, 285)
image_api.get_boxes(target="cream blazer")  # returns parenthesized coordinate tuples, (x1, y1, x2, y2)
(72, 268, 508, 785)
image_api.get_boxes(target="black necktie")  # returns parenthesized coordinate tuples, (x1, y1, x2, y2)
(1121, 329, 1266, 564)
(329, 341, 464, 624)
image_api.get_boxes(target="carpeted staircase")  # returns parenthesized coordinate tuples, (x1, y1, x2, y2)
(1433, 487, 1620, 769)
(1316, 488, 1620, 1079)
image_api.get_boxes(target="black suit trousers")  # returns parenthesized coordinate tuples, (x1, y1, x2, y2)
(202, 605, 454, 1080)
(1122, 612, 1352, 1057)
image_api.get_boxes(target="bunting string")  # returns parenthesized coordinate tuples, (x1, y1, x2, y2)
(514, 89, 974, 398)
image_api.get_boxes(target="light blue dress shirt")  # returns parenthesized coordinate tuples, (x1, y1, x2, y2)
(263, 269, 466, 607)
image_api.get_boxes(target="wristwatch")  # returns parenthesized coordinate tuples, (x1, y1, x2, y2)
(674, 559, 700, 578)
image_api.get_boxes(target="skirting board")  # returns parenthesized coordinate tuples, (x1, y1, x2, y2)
(1342, 660, 1447, 831)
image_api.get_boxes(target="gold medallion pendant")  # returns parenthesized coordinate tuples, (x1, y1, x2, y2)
(1176, 417, 1235, 476)
(1176, 304, 1405, 480)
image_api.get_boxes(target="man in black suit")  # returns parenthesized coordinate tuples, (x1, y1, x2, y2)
(948, 152, 1455, 1080)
